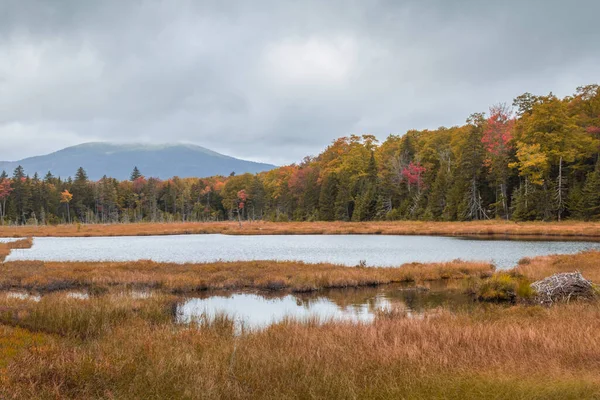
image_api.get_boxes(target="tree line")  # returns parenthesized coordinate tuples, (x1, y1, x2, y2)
(1, 85, 599, 225)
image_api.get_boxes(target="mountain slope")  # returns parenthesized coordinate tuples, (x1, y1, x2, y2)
(0, 143, 276, 180)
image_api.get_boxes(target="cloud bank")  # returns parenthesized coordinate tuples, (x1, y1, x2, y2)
(1, 0, 599, 164)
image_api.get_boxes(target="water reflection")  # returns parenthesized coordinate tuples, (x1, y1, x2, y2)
(177, 282, 472, 331)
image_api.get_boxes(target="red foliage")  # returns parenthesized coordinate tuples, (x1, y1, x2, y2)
(133, 177, 146, 193)
(0, 181, 12, 199)
(401, 162, 426, 188)
(482, 105, 514, 157)
(288, 166, 313, 195)
(586, 126, 600, 135)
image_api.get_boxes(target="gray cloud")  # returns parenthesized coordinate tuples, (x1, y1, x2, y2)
(1, 0, 599, 165)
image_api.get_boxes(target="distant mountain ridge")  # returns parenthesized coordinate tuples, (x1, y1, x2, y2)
(0, 142, 277, 180)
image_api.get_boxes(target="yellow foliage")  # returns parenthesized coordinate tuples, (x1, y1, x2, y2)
(511, 143, 548, 185)
(60, 189, 73, 204)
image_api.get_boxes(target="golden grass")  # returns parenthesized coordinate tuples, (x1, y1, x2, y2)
(0, 293, 175, 339)
(0, 259, 493, 293)
(0, 238, 32, 262)
(1, 249, 599, 398)
(2, 220, 600, 240)
(1, 294, 600, 399)
(515, 250, 600, 283)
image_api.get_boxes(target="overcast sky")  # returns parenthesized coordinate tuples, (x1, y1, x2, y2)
(1, 0, 599, 165)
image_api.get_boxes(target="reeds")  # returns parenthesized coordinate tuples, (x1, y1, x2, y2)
(1, 296, 600, 399)
(0, 293, 175, 339)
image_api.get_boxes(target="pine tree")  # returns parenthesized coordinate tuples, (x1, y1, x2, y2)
(318, 173, 337, 221)
(75, 167, 88, 182)
(71, 167, 92, 222)
(426, 164, 449, 220)
(44, 171, 55, 183)
(130, 166, 142, 181)
(10, 166, 31, 224)
(578, 164, 600, 220)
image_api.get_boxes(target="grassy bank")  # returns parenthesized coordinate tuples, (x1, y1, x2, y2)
(1, 252, 600, 397)
(1, 293, 600, 399)
(0, 238, 32, 262)
(2, 220, 600, 240)
(0, 259, 493, 293)
(515, 250, 600, 282)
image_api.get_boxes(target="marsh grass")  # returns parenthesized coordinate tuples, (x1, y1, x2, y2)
(0, 259, 494, 294)
(1, 298, 600, 399)
(0, 293, 176, 338)
(0, 325, 48, 370)
(2, 220, 600, 240)
(0, 238, 32, 262)
(1, 240, 600, 397)
(515, 250, 600, 282)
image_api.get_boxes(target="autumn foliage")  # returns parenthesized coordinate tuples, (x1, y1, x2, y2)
(0, 84, 599, 224)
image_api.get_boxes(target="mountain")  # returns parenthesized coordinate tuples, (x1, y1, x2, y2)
(0, 143, 277, 181)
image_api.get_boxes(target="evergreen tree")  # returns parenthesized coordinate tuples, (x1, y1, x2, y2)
(43, 171, 55, 183)
(130, 166, 142, 181)
(10, 166, 31, 224)
(318, 173, 337, 221)
(71, 167, 93, 222)
(426, 164, 449, 220)
(578, 164, 600, 220)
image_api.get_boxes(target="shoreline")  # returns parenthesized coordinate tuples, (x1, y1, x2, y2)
(2, 220, 600, 241)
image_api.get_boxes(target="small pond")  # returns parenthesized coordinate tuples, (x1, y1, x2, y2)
(176, 282, 474, 331)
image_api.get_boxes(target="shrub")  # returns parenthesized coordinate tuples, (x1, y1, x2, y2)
(476, 273, 534, 303)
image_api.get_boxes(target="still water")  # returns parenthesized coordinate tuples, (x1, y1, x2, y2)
(176, 282, 471, 331)
(0, 238, 20, 243)
(5, 234, 600, 268)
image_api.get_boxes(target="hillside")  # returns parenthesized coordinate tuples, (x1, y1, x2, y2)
(0, 143, 276, 180)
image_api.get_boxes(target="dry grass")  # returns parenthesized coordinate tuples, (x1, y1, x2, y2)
(0, 239, 32, 262)
(515, 250, 600, 283)
(0, 259, 493, 293)
(0, 293, 175, 339)
(0, 251, 599, 398)
(2, 220, 600, 240)
(0, 294, 599, 399)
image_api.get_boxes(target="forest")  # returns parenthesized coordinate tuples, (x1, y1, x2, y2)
(1, 84, 599, 225)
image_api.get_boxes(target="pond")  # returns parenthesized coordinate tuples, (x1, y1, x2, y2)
(4, 234, 600, 268)
(0, 238, 21, 243)
(176, 282, 472, 331)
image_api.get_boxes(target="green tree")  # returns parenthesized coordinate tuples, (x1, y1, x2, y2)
(578, 164, 600, 220)
(318, 173, 338, 221)
(130, 166, 142, 181)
